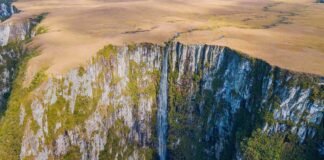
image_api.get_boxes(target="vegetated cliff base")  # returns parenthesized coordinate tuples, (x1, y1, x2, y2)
(0, 42, 323, 160)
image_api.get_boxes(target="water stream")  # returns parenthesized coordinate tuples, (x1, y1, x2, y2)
(157, 48, 169, 160)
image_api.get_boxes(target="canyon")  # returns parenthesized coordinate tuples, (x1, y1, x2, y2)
(0, 0, 323, 160)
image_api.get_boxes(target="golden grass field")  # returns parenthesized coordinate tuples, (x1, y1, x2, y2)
(6, 0, 324, 82)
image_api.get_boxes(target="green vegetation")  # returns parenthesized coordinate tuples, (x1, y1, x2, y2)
(0, 41, 24, 76)
(78, 66, 86, 77)
(28, 69, 47, 91)
(127, 60, 142, 106)
(310, 85, 324, 102)
(99, 119, 156, 160)
(242, 129, 322, 160)
(73, 95, 96, 123)
(98, 44, 118, 60)
(47, 95, 67, 139)
(127, 42, 137, 52)
(34, 26, 48, 35)
(0, 11, 50, 158)
(99, 119, 132, 159)
(0, 41, 25, 112)
(242, 129, 283, 160)
(0, 40, 24, 54)
(63, 146, 81, 160)
(46, 88, 101, 143)
(0, 40, 321, 159)
(126, 60, 160, 106)
(0, 48, 40, 159)
(110, 74, 121, 86)
(167, 53, 216, 159)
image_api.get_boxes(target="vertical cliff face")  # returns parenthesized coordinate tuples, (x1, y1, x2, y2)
(0, 41, 25, 112)
(15, 44, 163, 160)
(0, 0, 18, 22)
(0, 42, 322, 160)
(166, 42, 324, 160)
(0, 14, 42, 113)
(0, 18, 35, 46)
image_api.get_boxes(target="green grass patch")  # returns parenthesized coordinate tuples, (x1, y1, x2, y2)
(28, 68, 47, 91)
(78, 66, 86, 77)
(63, 146, 81, 160)
(34, 26, 48, 35)
(98, 44, 118, 60)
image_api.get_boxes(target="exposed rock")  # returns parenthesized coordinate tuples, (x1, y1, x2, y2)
(0, 20, 34, 46)
(0, 14, 42, 112)
(19, 104, 25, 125)
(0, 41, 321, 159)
(0, 1, 18, 22)
(19, 44, 162, 159)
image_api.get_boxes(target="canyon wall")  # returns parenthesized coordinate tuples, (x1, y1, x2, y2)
(166, 42, 324, 160)
(0, 32, 322, 159)
(0, 14, 43, 113)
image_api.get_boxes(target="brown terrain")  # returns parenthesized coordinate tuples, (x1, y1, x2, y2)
(5, 0, 324, 81)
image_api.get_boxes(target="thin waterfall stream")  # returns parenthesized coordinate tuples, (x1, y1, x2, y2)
(157, 48, 169, 160)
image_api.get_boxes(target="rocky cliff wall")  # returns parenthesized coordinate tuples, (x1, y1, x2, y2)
(0, 42, 322, 160)
(0, 17, 36, 46)
(166, 42, 324, 160)
(9, 44, 163, 160)
(0, 15, 44, 113)
(0, 0, 18, 22)
(0, 14, 43, 113)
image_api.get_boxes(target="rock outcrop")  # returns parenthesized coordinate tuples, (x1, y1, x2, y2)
(0, 0, 18, 22)
(0, 18, 36, 46)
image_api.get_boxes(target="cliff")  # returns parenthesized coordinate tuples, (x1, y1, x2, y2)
(0, 14, 43, 112)
(166, 42, 324, 160)
(0, 40, 322, 159)
(0, 0, 18, 22)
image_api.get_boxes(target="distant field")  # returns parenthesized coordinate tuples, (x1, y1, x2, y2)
(6, 0, 324, 82)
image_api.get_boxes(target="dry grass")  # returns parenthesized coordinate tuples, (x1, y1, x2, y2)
(5, 0, 324, 81)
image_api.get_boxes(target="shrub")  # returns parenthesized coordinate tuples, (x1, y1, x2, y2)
(35, 26, 48, 35)
(28, 69, 47, 91)
(242, 129, 283, 160)
(98, 44, 117, 60)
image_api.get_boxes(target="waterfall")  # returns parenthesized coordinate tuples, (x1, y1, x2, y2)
(157, 47, 169, 160)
